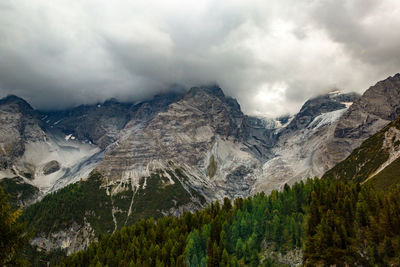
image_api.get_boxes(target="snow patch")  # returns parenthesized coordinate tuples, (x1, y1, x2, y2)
(341, 102, 353, 108)
(15, 134, 102, 193)
(328, 90, 341, 96)
(308, 109, 347, 132)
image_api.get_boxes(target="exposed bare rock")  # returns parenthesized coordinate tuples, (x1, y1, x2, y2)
(31, 219, 96, 255)
(0, 95, 46, 169)
(43, 160, 61, 175)
(96, 85, 265, 203)
(41, 92, 184, 149)
(322, 73, 400, 170)
(281, 92, 359, 134)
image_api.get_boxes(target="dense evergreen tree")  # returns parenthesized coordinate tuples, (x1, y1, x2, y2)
(304, 180, 400, 266)
(0, 185, 31, 266)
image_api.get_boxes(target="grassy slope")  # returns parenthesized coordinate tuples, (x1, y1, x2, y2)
(323, 116, 400, 185)
(365, 156, 400, 191)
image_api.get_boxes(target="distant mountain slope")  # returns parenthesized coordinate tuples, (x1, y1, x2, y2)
(95, 86, 270, 202)
(0, 92, 185, 203)
(322, 73, 400, 168)
(255, 92, 360, 192)
(256, 74, 400, 193)
(323, 116, 400, 189)
(367, 157, 400, 190)
(41, 92, 184, 149)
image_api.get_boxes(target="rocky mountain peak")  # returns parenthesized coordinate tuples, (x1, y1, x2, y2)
(102, 98, 120, 106)
(361, 73, 400, 121)
(335, 74, 400, 139)
(0, 94, 29, 104)
(283, 92, 360, 133)
(184, 85, 243, 120)
(0, 95, 34, 115)
(187, 85, 225, 99)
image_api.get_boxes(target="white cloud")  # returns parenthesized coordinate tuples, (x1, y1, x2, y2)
(0, 0, 399, 117)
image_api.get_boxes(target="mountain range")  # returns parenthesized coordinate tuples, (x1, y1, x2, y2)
(1, 73, 400, 255)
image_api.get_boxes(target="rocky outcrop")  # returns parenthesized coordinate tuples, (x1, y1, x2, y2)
(2, 74, 400, 256)
(42, 160, 61, 175)
(41, 92, 184, 149)
(335, 73, 400, 140)
(321, 73, 400, 170)
(2, 74, 400, 202)
(255, 92, 360, 192)
(0, 95, 46, 169)
(31, 219, 96, 255)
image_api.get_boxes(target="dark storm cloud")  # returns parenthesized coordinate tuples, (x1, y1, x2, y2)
(0, 0, 399, 117)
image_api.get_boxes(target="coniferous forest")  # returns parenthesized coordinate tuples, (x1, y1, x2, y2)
(2, 176, 397, 266)
(58, 178, 315, 267)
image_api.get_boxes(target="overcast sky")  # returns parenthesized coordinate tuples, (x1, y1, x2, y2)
(0, 0, 399, 117)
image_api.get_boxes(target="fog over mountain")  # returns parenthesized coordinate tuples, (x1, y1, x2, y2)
(0, 0, 399, 116)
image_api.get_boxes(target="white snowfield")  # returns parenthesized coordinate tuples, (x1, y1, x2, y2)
(9, 134, 102, 194)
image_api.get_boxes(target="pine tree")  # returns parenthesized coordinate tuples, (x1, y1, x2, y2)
(0, 186, 31, 266)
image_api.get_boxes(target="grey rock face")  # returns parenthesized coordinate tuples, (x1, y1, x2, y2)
(96, 86, 263, 202)
(40, 92, 184, 149)
(1, 74, 400, 257)
(2, 75, 400, 200)
(31, 219, 96, 255)
(256, 74, 400, 192)
(43, 160, 61, 175)
(321, 73, 400, 168)
(0, 95, 46, 169)
(335, 74, 400, 139)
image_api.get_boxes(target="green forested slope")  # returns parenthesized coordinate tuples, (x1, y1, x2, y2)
(21, 173, 114, 235)
(305, 180, 400, 266)
(56, 178, 400, 267)
(59, 179, 317, 267)
(21, 169, 205, 237)
(365, 156, 400, 190)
